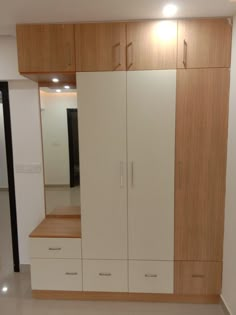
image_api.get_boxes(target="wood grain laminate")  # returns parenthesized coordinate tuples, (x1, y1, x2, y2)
(126, 21, 177, 70)
(29, 218, 81, 238)
(47, 206, 81, 218)
(32, 290, 220, 303)
(175, 261, 222, 295)
(175, 68, 230, 261)
(16, 24, 75, 73)
(25, 73, 76, 85)
(76, 23, 126, 71)
(177, 19, 232, 69)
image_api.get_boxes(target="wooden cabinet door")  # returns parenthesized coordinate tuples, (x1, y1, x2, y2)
(175, 69, 230, 261)
(75, 23, 126, 71)
(78, 72, 127, 259)
(126, 21, 177, 70)
(16, 24, 75, 73)
(177, 19, 232, 69)
(127, 70, 176, 260)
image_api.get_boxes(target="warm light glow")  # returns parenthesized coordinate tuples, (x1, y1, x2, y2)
(64, 85, 70, 89)
(52, 78, 59, 83)
(163, 4, 178, 17)
(154, 21, 177, 42)
(56, 89, 61, 93)
(2, 286, 8, 293)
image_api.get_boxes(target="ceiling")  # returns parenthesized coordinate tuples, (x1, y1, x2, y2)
(1, 0, 236, 36)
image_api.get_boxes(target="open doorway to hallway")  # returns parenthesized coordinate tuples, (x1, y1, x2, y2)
(0, 82, 19, 280)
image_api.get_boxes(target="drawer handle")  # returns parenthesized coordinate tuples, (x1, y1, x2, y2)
(99, 272, 112, 277)
(48, 247, 62, 251)
(192, 274, 205, 279)
(145, 274, 158, 278)
(65, 272, 78, 276)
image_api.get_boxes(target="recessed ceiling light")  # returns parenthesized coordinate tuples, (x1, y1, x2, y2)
(64, 85, 70, 89)
(56, 89, 61, 93)
(2, 286, 8, 293)
(163, 4, 178, 17)
(52, 78, 59, 83)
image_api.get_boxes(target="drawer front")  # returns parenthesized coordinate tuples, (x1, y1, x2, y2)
(31, 259, 82, 291)
(129, 261, 174, 293)
(83, 260, 128, 292)
(174, 261, 222, 295)
(30, 238, 81, 259)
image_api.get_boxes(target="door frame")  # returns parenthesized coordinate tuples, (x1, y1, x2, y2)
(67, 108, 79, 188)
(0, 82, 20, 272)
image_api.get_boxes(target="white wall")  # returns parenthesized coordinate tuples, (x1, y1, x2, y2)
(9, 81, 45, 264)
(40, 91, 77, 185)
(222, 16, 236, 315)
(0, 37, 24, 81)
(0, 103, 8, 188)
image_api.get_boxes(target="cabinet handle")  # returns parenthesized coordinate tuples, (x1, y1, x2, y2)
(120, 161, 124, 188)
(113, 43, 122, 70)
(127, 42, 134, 69)
(145, 274, 158, 278)
(65, 272, 78, 276)
(183, 40, 187, 68)
(99, 272, 112, 277)
(192, 274, 205, 279)
(131, 161, 134, 187)
(48, 247, 62, 251)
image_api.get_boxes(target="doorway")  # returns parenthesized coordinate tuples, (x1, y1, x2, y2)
(67, 109, 80, 188)
(0, 82, 19, 275)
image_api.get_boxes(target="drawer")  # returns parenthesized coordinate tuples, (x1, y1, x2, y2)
(174, 261, 222, 295)
(83, 260, 128, 292)
(129, 261, 174, 293)
(30, 238, 81, 259)
(31, 259, 82, 291)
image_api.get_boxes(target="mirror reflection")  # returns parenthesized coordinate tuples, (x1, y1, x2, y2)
(39, 87, 80, 217)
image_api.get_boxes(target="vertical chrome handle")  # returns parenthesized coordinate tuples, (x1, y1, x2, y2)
(131, 161, 134, 187)
(113, 43, 122, 70)
(120, 161, 124, 188)
(183, 40, 187, 68)
(127, 42, 134, 69)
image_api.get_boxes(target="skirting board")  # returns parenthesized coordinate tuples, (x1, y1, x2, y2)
(32, 291, 220, 304)
(221, 296, 232, 315)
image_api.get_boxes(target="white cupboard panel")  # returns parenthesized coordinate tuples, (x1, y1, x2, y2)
(83, 260, 128, 292)
(31, 259, 82, 291)
(127, 70, 176, 260)
(77, 72, 127, 259)
(129, 260, 174, 293)
(30, 238, 81, 259)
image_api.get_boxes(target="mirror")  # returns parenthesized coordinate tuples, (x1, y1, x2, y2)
(39, 86, 80, 217)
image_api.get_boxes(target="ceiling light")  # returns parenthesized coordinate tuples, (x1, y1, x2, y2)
(56, 89, 61, 93)
(163, 4, 178, 17)
(2, 286, 8, 293)
(64, 85, 70, 89)
(52, 78, 59, 83)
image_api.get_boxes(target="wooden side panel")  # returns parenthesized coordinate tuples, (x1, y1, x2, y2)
(175, 69, 230, 261)
(127, 21, 177, 70)
(75, 23, 126, 71)
(175, 261, 222, 295)
(177, 19, 232, 69)
(16, 24, 75, 73)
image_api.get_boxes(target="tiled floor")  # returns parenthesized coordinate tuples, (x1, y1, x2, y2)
(0, 269, 226, 315)
(45, 186, 80, 215)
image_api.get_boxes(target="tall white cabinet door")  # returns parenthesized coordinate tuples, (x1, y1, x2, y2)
(77, 72, 127, 259)
(127, 71, 176, 260)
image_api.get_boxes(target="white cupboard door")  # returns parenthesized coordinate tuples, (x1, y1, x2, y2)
(77, 72, 127, 259)
(127, 70, 176, 260)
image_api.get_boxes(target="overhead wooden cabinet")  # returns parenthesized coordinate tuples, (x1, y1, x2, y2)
(127, 70, 176, 261)
(75, 23, 126, 71)
(126, 21, 177, 70)
(77, 72, 127, 260)
(16, 24, 75, 73)
(175, 68, 230, 262)
(177, 19, 232, 69)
